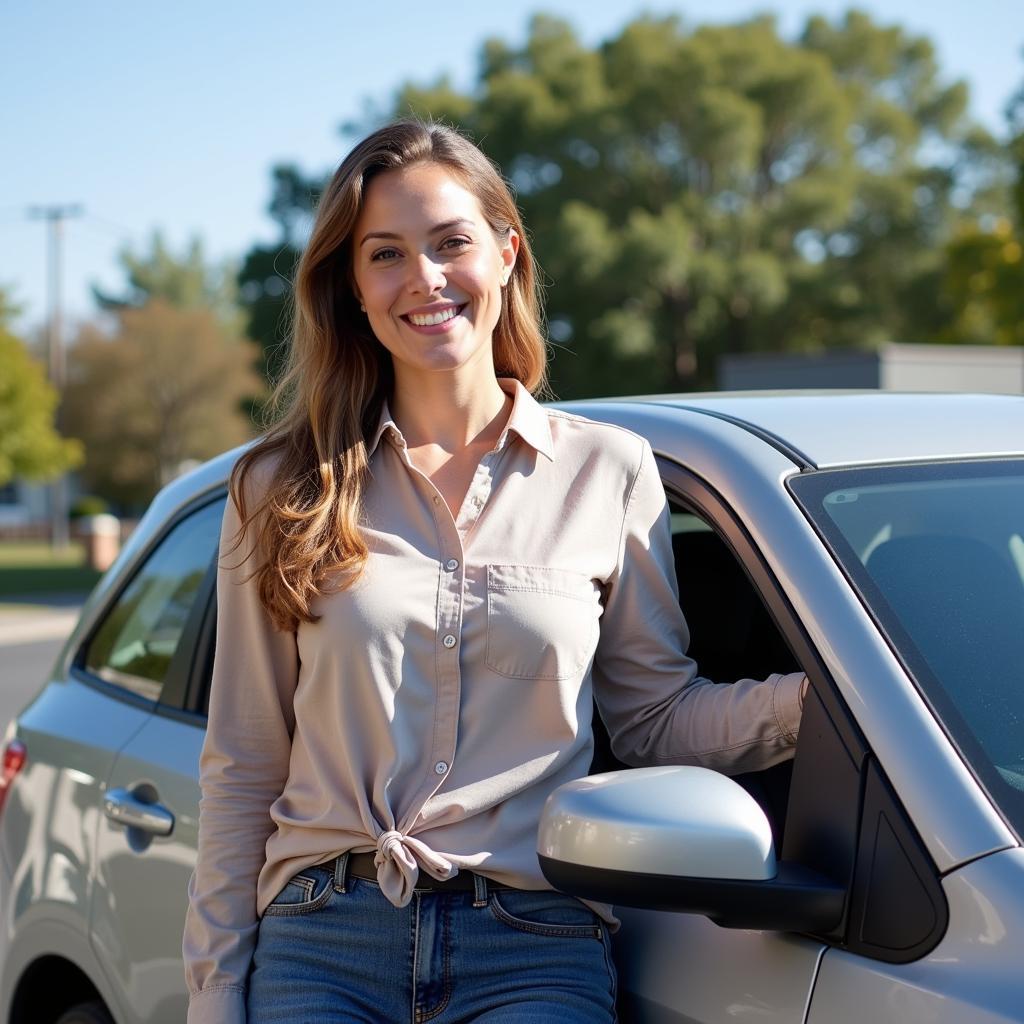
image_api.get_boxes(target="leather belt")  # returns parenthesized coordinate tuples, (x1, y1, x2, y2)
(345, 851, 512, 892)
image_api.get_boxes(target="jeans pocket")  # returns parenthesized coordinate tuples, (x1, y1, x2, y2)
(262, 865, 335, 917)
(485, 564, 599, 680)
(488, 889, 604, 939)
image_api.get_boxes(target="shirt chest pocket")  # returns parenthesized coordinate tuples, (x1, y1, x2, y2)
(485, 564, 600, 680)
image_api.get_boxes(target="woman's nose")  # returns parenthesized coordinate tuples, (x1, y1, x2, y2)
(407, 253, 446, 294)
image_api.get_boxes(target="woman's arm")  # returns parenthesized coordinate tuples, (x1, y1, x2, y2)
(592, 438, 806, 775)
(182, 468, 299, 1024)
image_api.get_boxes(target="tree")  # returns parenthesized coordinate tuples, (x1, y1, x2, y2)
(87, 229, 268, 457)
(93, 230, 248, 337)
(62, 300, 262, 510)
(352, 11, 1006, 393)
(0, 288, 82, 486)
(248, 11, 1011, 395)
(938, 71, 1024, 345)
(237, 166, 321, 392)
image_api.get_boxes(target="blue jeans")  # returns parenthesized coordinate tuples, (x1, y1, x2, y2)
(246, 853, 617, 1023)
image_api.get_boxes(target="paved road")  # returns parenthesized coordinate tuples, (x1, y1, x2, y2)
(0, 599, 83, 738)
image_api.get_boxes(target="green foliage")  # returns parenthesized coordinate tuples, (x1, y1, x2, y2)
(237, 242, 300, 398)
(397, 10, 1012, 390)
(69, 494, 110, 519)
(938, 72, 1024, 346)
(243, 9, 1017, 394)
(93, 229, 247, 337)
(0, 287, 83, 486)
(236, 165, 320, 398)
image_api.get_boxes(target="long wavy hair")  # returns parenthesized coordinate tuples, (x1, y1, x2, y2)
(227, 120, 548, 631)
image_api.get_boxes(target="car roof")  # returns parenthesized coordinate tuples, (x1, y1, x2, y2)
(163, 390, 1024, 524)
(556, 391, 1024, 469)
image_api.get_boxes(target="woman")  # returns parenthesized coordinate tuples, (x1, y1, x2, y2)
(182, 119, 807, 1024)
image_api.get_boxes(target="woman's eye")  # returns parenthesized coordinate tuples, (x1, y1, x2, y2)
(370, 247, 400, 262)
(441, 237, 472, 252)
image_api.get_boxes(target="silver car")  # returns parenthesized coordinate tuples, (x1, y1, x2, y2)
(1, 392, 1021, 1023)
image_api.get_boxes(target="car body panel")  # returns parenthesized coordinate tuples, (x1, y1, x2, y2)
(0, 678, 152, 1023)
(0, 900, 123, 1024)
(91, 711, 204, 1024)
(613, 907, 824, 1024)
(808, 847, 1024, 1023)
(586, 392, 1024, 468)
(0, 678, 153, 896)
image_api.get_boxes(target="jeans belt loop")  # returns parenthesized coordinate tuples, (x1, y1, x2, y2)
(472, 871, 488, 908)
(333, 851, 351, 893)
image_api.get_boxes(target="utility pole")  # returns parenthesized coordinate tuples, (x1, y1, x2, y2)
(27, 203, 83, 550)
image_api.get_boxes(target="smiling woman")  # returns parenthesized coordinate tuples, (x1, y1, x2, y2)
(180, 119, 807, 1024)
(352, 163, 518, 389)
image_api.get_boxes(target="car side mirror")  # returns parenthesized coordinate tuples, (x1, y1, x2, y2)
(538, 766, 845, 932)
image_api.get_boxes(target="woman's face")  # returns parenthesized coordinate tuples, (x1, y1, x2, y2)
(351, 162, 518, 381)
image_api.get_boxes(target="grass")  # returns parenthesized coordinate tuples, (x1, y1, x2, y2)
(0, 542, 102, 597)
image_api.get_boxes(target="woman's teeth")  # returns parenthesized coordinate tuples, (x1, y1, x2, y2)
(408, 306, 459, 327)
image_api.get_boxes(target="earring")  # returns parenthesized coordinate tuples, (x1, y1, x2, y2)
(359, 303, 366, 312)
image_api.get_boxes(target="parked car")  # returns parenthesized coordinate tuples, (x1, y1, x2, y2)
(1, 392, 1022, 1024)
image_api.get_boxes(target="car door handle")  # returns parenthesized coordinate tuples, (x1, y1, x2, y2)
(103, 787, 175, 836)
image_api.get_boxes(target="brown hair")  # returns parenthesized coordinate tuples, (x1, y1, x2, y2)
(228, 119, 547, 631)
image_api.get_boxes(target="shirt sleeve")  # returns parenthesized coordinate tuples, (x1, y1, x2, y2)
(182, 464, 299, 1024)
(592, 437, 805, 775)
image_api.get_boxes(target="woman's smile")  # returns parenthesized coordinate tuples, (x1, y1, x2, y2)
(401, 302, 469, 332)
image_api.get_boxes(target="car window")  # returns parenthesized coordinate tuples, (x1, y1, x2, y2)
(83, 498, 225, 702)
(790, 459, 1024, 838)
(670, 505, 800, 685)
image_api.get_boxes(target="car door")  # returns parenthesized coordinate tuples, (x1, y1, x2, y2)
(607, 461, 828, 1023)
(87, 493, 225, 1024)
(610, 454, 1004, 1024)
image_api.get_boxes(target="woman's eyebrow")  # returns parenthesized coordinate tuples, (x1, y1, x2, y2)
(359, 218, 476, 247)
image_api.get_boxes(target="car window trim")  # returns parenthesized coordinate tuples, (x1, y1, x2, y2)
(72, 489, 228, 711)
(180, 559, 219, 721)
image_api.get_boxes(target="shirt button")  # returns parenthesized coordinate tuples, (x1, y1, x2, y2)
(432, 496, 440, 505)
(442, 634, 457, 648)
(472, 497, 484, 509)
(445, 558, 459, 571)
(434, 761, 449, 775)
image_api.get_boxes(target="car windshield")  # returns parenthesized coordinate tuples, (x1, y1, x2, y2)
(790, 459, 1024, 838)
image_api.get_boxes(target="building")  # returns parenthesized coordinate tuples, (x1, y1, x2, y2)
(718, 343, 1024, 393)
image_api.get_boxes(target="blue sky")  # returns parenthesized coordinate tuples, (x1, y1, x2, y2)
(2, 0, 1022, 335)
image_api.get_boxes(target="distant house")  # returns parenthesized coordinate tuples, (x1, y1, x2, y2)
(718, 343, 1024, 393)
(0, 478, 51, 535)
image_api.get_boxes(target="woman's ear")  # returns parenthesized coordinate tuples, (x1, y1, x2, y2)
(501, 229, 520, 286)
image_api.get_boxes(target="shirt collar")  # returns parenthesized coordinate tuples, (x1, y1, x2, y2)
(366, 377, 554, 462)
(495, 377, 555, 461)
(367, 403, 400, 458)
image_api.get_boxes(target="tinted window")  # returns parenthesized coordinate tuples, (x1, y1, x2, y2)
(791, 460, 1024, 837)
(84, 498, 225, 701)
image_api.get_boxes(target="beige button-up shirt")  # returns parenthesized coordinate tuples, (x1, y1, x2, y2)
(183, 377, 805, 1023)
